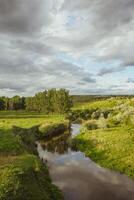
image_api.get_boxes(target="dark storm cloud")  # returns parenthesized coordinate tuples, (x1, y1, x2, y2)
(0, 0, 52, 34)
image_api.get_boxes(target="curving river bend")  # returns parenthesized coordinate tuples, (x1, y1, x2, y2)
(37, 124, 134, 200)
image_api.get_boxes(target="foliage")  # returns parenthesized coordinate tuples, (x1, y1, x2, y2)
(25, 89, 72, 114)
(66, 109, 97, 122)
(0, 98, 5, 110)
(0, 96, 25, 111)
(66, 108, 111, 123)
(83, 120, 98, 130)
(0, 89, 72, 114)
(39, 122, 69, 139)
(73, 97, 134, 110)
(97, 115, 108, 129)
(72, 99, 134, 179)
(0, 112, 65, 200)
(0, 155, 63, 200)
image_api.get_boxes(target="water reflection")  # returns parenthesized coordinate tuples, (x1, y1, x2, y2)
(37, 124, 134, 200)
(40, 131, 71, 154)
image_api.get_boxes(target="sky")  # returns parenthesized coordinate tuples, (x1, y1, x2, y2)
(0, 0, 134, 97)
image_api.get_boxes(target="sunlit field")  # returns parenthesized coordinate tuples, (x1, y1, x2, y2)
(0, 97, 134, 199)
(72, 97, 134, 179)
(73, 97, 134, 110)
(0, 111, 64, 129)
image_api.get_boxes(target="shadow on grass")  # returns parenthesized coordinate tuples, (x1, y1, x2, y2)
(71, 136, 108, 162)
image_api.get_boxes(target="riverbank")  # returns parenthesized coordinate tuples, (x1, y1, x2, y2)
(0, 112, 66, 200)
(72, 125, 134, 179)
(36, 123, 134, 200)
(71, 99, 134, 179)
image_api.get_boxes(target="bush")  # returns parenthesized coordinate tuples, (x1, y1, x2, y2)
(84, 120, 98, 130)
(91, 110, 101, 119)
(38, 122, 69, 139)
(97, 115, 108, 129)
(102, 109, 112, 119)
(66, 109, 97, 122)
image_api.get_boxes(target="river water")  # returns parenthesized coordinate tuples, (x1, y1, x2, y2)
(37, 124, 134, 200)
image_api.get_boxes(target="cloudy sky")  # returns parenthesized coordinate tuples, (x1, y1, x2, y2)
(0, 0, 134, 96)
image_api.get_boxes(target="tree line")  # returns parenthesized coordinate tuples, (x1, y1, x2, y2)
(0, 89, 72, 114)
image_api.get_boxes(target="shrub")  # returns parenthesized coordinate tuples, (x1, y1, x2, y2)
(83, 120, 98, 130)
(38, 122, 69, 139)
(102, 109, 112, 119)
(91, 110, 101, 119)
(66, 109, 97, 122)
(97, 115, 108, 129)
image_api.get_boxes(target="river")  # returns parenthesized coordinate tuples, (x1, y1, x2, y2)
(37, 124, 134, 200)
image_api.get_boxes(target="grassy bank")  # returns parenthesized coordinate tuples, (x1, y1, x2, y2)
(0, 155, 63, 200)
(72, 98, 134, 179)
(73, 126, 134, 178)
(0, 111, 65, 200)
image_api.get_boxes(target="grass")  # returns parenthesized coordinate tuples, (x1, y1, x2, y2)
(0, 111, 65, 157)
(73, 97, 134, 110)
(72, 97, 134, 179)
(0, 111, 64, 129)
(1, 98, 134, 198)
(73, 125, 134, 179)
(0, 129, 24, 155)
(0, 154, 63, 200)
(0, 111, 64, 200)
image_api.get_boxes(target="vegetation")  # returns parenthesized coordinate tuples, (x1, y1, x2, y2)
(72, 98, 134, 179)
(0, 155, 63, 200)
(39, 121, 69, 139)
(71, 95, 134, 104)
(0, 89, 72, 114)
(0, 96, 25, 111)
(0, 93, 134, 199)
(73, 96, 134, 110)
(0, 112, 65, 200)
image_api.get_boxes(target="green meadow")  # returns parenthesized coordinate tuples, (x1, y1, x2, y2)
(72, 97, 134, 179)
(73, 126, 134, 178)
(0, 112, 64, 200)
(0, 97, 134, 199)
(73, 97, 134, 110)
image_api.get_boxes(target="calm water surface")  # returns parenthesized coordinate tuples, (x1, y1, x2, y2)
(37, 124, 134, 200)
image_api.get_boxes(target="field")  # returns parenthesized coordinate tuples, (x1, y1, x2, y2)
(72, 97, 134, 179)
(0, 111, 64, 200)
(0, 97, 134, 199)
(73, 97, 134, 110)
